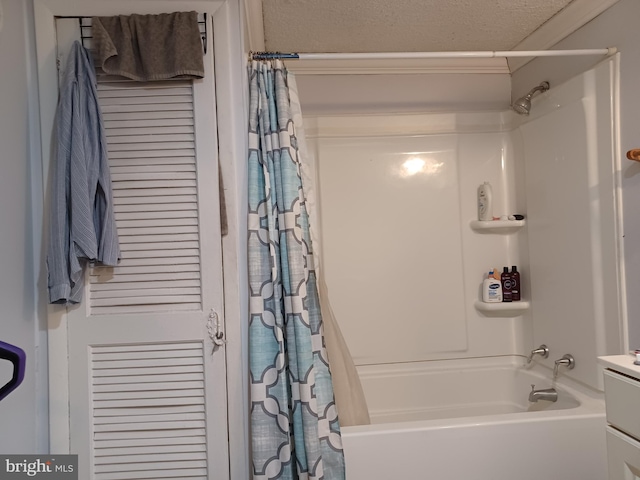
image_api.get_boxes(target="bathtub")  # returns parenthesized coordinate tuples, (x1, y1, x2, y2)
(342, 357, 606, 480)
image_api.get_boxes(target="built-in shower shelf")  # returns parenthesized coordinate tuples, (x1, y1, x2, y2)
(469, 220, 525, 232)
(474, 300, 530, 316)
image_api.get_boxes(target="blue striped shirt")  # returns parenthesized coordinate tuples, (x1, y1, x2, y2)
(47, 41, 120, 304)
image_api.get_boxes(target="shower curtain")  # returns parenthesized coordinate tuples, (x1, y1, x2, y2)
(248, 60, 345, 480)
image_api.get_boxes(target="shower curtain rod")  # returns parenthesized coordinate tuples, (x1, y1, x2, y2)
(250, 48, 616, 61)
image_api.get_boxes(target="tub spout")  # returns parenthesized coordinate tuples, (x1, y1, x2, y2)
(529, 384, 558, 403)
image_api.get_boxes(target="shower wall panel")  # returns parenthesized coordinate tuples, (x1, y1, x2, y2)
(306, 114, 525, 366)
(318, 134, 467, 364)
(518, 58, 623, 390)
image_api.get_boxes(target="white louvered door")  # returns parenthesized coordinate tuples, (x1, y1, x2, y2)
(55, 18, 229, 480)
(92, 77, 203, 315)
(90, 343, 210, 478)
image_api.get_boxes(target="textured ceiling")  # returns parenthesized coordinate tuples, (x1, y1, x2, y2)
(262, 0, 575, 53)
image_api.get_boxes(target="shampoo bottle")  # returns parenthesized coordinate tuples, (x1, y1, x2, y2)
(483, 269, 503, 303)
(477, 182, 493, 221)
(510, 266, 521, 301)
(501, 266, 513, 302)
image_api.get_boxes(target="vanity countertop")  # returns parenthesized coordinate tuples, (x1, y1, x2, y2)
(599, 355, 640, 381)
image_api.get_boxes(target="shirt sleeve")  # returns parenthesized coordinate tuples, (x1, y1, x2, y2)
(47, 65, 80, 304)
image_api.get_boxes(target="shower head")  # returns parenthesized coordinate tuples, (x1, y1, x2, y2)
(512, 81, 550, 115)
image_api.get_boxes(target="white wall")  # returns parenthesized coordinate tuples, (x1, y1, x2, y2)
(0, 0, 47, 453)
(512, 0, 638, 349)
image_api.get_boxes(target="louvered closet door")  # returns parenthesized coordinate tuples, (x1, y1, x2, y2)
(92, 77, 203, 315)
(55, 19, 229, 480)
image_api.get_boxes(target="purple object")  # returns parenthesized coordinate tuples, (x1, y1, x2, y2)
(0, 340, 26, 401)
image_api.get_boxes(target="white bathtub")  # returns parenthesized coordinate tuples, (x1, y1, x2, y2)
(342, 357, 606, 480)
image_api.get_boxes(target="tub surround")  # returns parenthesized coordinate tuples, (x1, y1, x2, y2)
(519, 57, 622, 390)
(304, 56, 622, 391)
(306, 116, 527, 365)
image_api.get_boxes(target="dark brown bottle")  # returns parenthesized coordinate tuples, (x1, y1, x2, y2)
(511, 266, 521, 301)
(501, 267, 512, 302)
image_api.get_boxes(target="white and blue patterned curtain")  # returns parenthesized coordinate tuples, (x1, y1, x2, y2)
(248, 60, 346, 480)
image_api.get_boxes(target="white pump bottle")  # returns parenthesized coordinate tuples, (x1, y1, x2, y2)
(477, 181, 493, 221)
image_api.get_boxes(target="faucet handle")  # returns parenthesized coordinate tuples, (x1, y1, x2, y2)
(553, 354, 575, 378)
(530, 384, 535, 392)
(533, 345, 549, 358)
(554, 354, 575, 368)
(526, 344, 549, 364)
